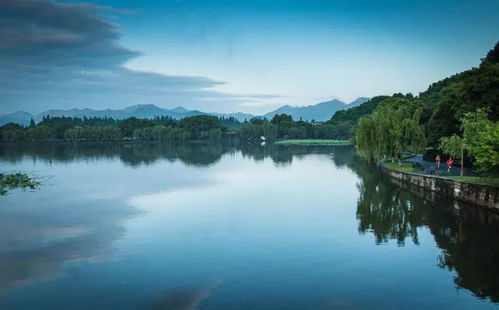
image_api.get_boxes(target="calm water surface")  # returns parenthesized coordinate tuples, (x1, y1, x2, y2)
(1, 143, 498, 309)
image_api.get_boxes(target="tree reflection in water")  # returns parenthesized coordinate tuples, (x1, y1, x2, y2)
(0, 141, 338, 167)
(2, 142, 499, 303)
(332, 146, 499, 303)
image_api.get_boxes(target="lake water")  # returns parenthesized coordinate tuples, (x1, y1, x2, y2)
(1, 143, 499, 309)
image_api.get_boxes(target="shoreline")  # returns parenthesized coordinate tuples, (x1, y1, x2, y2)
(381, 162, 499, 213)
(273, 139, 351, 146)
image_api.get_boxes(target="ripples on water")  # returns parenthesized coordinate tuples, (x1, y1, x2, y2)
(0, 142, 498, 309)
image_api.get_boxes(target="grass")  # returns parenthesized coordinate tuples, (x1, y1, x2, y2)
(445, 175, 499, 187)
(274, 139, 351, 146)
(383, 162, 420, 173)
(0, 173, 40, 195)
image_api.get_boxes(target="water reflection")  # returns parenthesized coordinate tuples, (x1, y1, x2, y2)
(430, 204, 499, 302)
(0, 142, 231, 167)
(0, 142, 498, 306)
(0, 142, 336, 299)
(333, 150, 427, 245)
(144, 279, 223, 310)
(0, 142, 337, 167)
(0, 198, 138, 293)
(333, 147, 499, 303)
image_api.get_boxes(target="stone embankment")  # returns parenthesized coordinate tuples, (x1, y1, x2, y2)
(382, 166, 499, 213)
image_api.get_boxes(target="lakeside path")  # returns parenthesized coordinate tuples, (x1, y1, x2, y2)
(393, 155, 499, 187)
(404, 155, 473, 177)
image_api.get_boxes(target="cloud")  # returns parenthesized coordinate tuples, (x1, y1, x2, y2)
(0, 0, 138, 68)
(0, 0, 278, 113)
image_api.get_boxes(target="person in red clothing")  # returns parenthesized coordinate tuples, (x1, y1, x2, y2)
(446, 157, 454, 172)
(435, 154, 441, 168)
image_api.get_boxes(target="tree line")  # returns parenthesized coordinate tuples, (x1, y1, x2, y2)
(239, 113, 358, 140)
(0, 111, 361, 143)
(0, 115, 232, 142)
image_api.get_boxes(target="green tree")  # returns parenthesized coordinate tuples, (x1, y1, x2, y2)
(355, 99, 426, 163)
(439, 135, 465, 176)
(439, 108, 499, 175)
(461, 109, 499, 175)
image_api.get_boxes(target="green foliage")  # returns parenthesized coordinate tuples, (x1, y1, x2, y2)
(239, 113, 358, 141)
(439, 133, 467, 175)
(326, 96, 391, 139)
(422, 42, 499, 146)
(460, 109, 499, 175)
(64, 126, 123, 141)
(438, 108, 499, 175)
(439, 135, 464, 159)
(0, 173, 40, 195)
(1, 123, 25, 142)
(119, 117, 155, 138)
(271, 114, 293, 126)
(355, 99, 426, 162)
(483, 41, 499, 63)
(239, 120, 278, 140)
(0, 114, 227, 142)
(353, 42, 498, 176)
(239, 114, 314, 140)
(178, 115, 224, 140)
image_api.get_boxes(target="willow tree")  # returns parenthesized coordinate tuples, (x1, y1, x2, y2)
(355, 98, 426, 163)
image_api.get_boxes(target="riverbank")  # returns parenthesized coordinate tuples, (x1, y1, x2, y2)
(384, 159, 499, 187)
(274, 139, 351, 146)
(381, 163, 499, 212)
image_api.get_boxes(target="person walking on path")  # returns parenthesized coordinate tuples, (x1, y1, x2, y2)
(435, 154, 441, 168)
(446, 157, 454, 173)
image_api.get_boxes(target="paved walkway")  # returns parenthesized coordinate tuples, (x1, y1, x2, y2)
(404, 155, 472, 177)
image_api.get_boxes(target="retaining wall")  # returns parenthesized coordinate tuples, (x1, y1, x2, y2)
(382, 167, 499, 213)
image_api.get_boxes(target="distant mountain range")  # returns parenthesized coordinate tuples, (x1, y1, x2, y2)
(0, 98, 369, 126)
(263, 97, 369, 121)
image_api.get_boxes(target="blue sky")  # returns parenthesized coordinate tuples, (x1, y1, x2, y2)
(1, 0, 498, 113)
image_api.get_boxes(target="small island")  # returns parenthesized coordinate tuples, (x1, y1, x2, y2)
(274, 139, 351, 146)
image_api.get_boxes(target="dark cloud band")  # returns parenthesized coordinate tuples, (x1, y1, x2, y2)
(0, 0, 278, 113)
